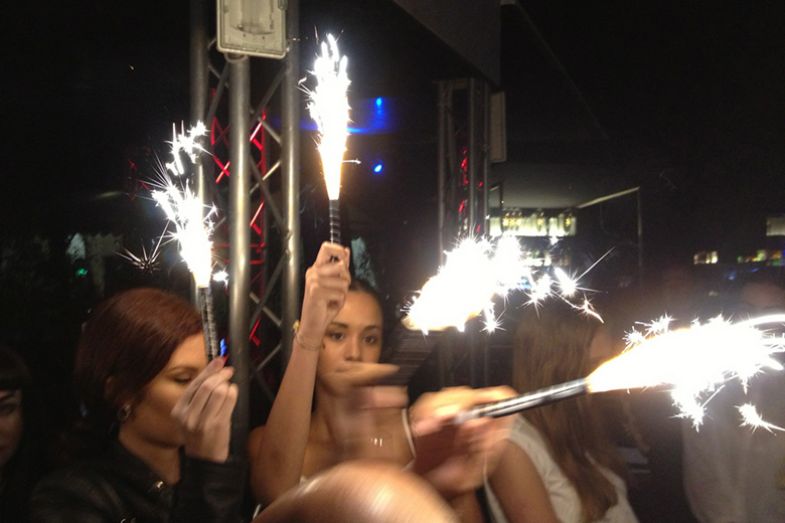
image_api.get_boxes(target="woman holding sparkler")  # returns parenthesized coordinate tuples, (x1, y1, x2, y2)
(31, 288, 243, 522)
(249, 242, 513, 521)
(486, 301, 637, 523)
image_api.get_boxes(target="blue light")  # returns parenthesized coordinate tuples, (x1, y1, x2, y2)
(373, 163, 384, 174)
(375, 97, 383, 108)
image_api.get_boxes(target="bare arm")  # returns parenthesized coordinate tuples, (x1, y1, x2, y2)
(248, 243, 350, 504)
(489, 441, 559, 523)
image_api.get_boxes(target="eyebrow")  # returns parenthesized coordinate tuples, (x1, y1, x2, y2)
(328, 322, 382, 331)
(165, 366, 202, 373)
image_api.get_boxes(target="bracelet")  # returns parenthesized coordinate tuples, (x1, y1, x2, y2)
(295, 333, 321, 352)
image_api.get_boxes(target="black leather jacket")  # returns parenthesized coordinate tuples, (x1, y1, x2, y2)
(30, 442, 244, 522)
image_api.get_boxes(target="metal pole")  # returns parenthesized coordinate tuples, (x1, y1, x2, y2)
(437, 81, 447, 266)
(481, 82, 491, 386)
(468, 78, 477, 233)
(228, 54, 251, 454)
(637, 188, 644, 285)
(482, 82, 491, 236)
(436, 81, 448, 387)
(189, 0, 209, 306)
(281, 0, 301, 364)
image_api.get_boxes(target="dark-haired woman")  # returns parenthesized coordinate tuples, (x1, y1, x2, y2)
(487, 301, 637, 523)
(249, 242, 513, 521)
(0, 346, 44, 521)
(31, 288, 242, 522)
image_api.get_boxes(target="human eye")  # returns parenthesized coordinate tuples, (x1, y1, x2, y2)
(327, 331, 345, 342)
(171, 374, 195, 385)
(364, 335, 380, 345)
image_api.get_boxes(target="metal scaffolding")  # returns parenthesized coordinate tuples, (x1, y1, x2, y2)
(189, 0, 301, 455)
(436, 78, 493, 387)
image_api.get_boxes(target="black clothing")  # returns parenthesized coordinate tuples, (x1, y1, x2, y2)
(30, 442, 244, 522)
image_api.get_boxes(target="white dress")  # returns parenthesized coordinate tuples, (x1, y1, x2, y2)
(485, 416, 639, 523)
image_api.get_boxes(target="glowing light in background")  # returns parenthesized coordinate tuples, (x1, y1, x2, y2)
(373, 162, 384, 174)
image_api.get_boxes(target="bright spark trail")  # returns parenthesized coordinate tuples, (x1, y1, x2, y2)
(459, 314, 785, 431)
(303, 33, 351, 245)
(149, 121, 219, 360)
(403, 236, 598, 333)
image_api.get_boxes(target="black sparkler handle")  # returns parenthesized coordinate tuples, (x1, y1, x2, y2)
(328, 199, 341, 246)
(197, 285, 220, 361)
(455, 378, 589, 423)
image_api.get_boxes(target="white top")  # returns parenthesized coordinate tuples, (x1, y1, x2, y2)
(682, 376, 785, 523)
(485, 416, 639, 523)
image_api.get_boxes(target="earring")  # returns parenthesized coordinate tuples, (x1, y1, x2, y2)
(117, 404, 132, 422)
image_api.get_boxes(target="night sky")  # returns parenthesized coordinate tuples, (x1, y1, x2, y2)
(1, 0, 783, 261)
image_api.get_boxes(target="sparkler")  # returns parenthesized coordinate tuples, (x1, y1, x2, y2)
(304, 34, 351, 245)
(738, 403, 785, 432)
(150, 120, 220, 361)
(458, 314, 785, 431)
(117, 233, 165, 274)
(403, 236, 594, 333)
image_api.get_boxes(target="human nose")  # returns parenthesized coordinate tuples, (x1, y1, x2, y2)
(344, 336, 361, 361)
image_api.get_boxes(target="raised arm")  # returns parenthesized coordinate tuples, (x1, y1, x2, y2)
(249, 243, 351, 504)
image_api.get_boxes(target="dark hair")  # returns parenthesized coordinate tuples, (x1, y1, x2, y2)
(513, 301, 625, 523)
(74, 288, 202, 437)
(0, 346, 42, 521)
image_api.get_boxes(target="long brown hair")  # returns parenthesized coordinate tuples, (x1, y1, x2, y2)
(74, 288, 202, 438)
(513, 301, 625, 522)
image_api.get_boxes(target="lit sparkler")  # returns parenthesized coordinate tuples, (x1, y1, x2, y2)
(304, 34, 351, 245)
(459, 314, 785, 431)
(166, 121, 208, 176)
(738, 403, 785, 433)
(117, 233, 164, 274)
(403, 236, 590, 333)
(151, 123, 219, 360)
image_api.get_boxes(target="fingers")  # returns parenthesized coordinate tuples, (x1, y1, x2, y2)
(173, 357, 226, 416)
(180, 367, 235, 432)
(334, 362, 400, 387)
(314, 242, 350, 268)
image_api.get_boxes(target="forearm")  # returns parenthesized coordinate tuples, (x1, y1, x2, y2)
(250, 342, 319, 502)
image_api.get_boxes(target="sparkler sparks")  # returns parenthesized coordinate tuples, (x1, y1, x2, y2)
(588, 314, 785, 428)
(403, 237, 593, 333)
(738, 403, 785, 432)
(304, 33, 351, 202)
(303, 33, 351, 246)
(151, 173, 216, 288)
(166, 121, 208, 176)
(117, 234, 164, 274)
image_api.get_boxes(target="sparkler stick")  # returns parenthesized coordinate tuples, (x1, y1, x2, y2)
(458, 314, 785, 429)
(304, 34, 351, 247)
(151, 126, 220, 361)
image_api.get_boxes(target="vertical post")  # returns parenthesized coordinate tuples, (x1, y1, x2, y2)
(190, 0, 209, 306)
(228, 55, 251, 454)
(636, 187, 644, 285)
(436, 81, 448, 387)
(281, 0, 301, 364)
(481, 81, 491, 386)
(468, 78, 478, 233)
(482, 82, 491, 236)
(437, 81, 447, 266)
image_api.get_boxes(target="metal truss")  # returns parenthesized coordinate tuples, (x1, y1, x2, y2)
(189, 0, 301, 452)
(436, 77, 493, 388)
